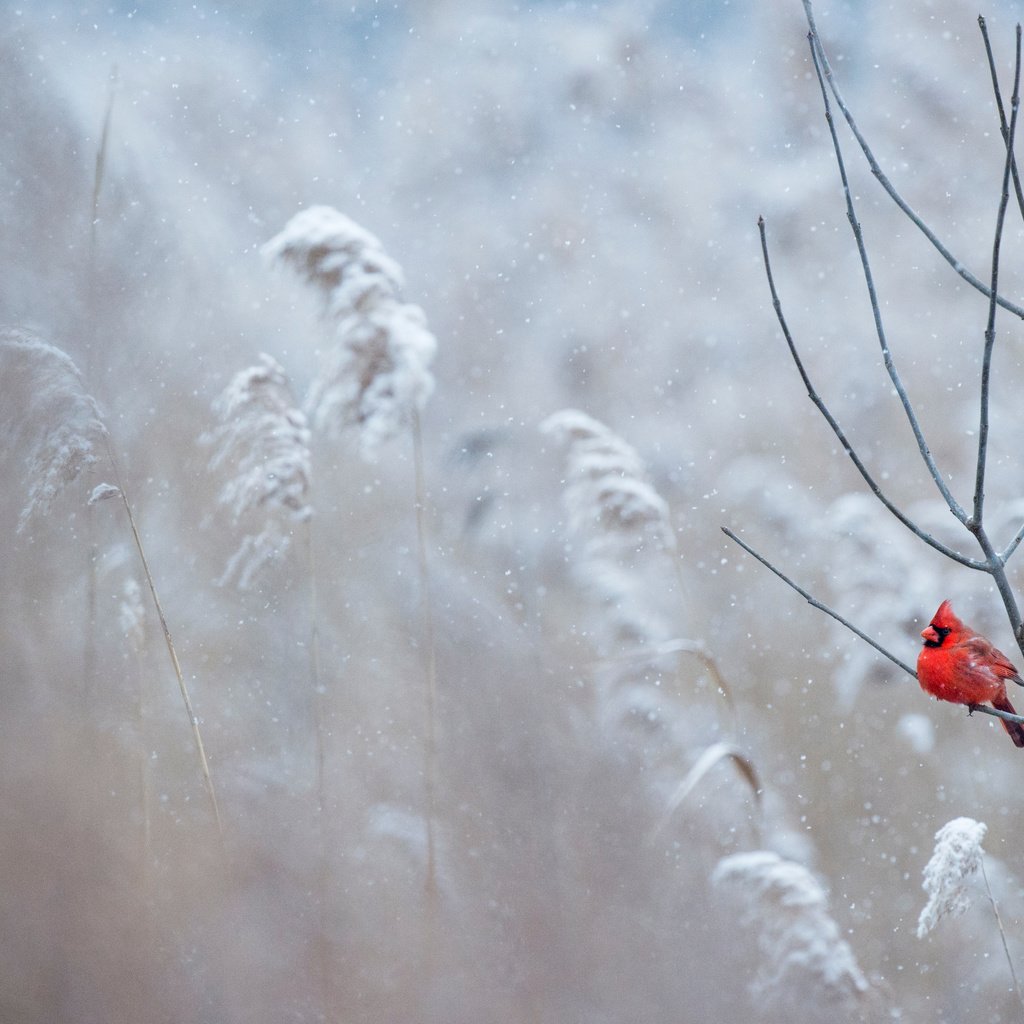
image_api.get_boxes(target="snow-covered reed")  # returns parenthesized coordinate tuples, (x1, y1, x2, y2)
(540, 408, 674, 556)
(917, 817, 987, 938)
(264, 205, 441, 897)
(916, 816, 1023, 1012)
(263, 205, 436, 459)
(204, 353, 313, 589)
(712, 850, 870, 1011)
(2, 327, 222, 838)
(1, 326, 107, 531)
(541, 407, 679, 657)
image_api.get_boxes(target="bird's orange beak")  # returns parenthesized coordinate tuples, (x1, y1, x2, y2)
(921, 624, 938, 644)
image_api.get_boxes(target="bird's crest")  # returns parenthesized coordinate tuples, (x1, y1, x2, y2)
(930, 600, 964, 633)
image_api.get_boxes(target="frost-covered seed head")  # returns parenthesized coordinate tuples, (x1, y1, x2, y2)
(264, 206, 437, 459)
(261, 205, 405, 317)
(917, 817, 987, 938)
(712, 850, 869, 1009)
(1, 327, 108, 532)
(203, 353, 313, 589)
(540, 408, 674, 553)
(304, 301, 436, 457)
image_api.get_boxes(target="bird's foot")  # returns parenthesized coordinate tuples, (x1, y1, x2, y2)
(967, 703, 978, 717)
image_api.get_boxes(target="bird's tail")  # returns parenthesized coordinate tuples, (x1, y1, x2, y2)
(993, 690, 1024, 748)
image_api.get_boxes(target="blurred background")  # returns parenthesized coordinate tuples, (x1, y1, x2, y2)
(3, 0, 1024, 1020)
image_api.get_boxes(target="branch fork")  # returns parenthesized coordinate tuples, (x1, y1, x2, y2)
(728, 7, 1024, 730)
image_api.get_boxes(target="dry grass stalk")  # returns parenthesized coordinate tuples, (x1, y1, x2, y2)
(264, 206, 441, 898)
(4, 327, 223, 838)
(91, 479, 224, 840)
(648, 741, 761, 845)
(610, 638, 738, 733)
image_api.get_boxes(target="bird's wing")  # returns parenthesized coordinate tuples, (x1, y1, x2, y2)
(961, 635, 1022, 682)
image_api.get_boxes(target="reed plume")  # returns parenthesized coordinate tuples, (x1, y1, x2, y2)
(917, 816, 988, 938)
(203, 353, 313, 589)
(2, 327, 107, 531)
(712, 850, 869, 1010)
(264, 206, 441, 898)
(5, 326, 222, 836)
(541, 407, 681, 658)
(262, 205, 436, 459)
(916, 816, 1023, 1012)
(540, 408, 675, 557)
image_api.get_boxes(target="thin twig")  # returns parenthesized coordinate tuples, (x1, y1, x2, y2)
(977, 527, 1024, 651)
(1001, 520, 1024, 563)
(801, 0, 1024, 320)
(970, 27, 1024, 651)
(757, 217, 983, 569)
(979, 16, 1024, 225)
(723, 528, 1024, 727)
(973, 26, 1022, 530)
(968, 703, 1024, 727)
(722, 527, 917, 677)
(806, 33, 970, 526)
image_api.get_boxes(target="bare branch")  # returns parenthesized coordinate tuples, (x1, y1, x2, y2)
(721, 527, 917, 677)
(973, 26, 1022, 529)
(976, 526, 1024, 651)
(1001, 520, 1024, 563)
(758, 217, 984, 570)
(968, 27, 1024, 651)
(722, 528, 1024, 727)
(969, 703, 1024, 727)
(801, 0, 1024, 320)
(736, 11, 1024, 740)
(806, 34, 970, 527)
(979, 16, 1024, 225)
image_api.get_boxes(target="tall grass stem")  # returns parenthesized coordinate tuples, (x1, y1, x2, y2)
(981, 858, 1024, 1018)
(413, 408, 438, 899)
(305, 517, 333, 1017)
(106, 442, 224, 839)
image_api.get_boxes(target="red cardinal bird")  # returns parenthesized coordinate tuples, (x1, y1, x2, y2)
(918, 600, 1024, 748)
